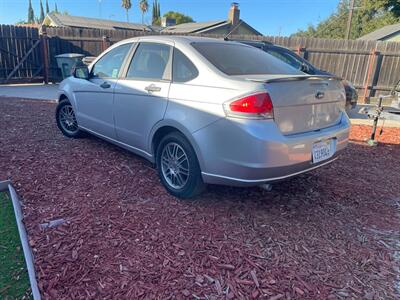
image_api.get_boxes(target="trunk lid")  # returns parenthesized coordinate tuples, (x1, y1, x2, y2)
(238, 75, 346, 135)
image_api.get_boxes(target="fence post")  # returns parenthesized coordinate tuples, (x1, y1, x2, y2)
(102, 36, 110, 52)
(40, 26, 50, 84)
(361, 48, 379, 103)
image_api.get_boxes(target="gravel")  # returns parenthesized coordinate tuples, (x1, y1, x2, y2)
(1, 97, 399, 299)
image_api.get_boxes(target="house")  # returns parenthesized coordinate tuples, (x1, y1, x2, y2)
(358, 23, 400, 42)
(43, 12, 151, 32)
(161, 3, 262, 36)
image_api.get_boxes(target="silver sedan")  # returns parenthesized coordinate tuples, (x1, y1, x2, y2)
(56, 36, 350, 198)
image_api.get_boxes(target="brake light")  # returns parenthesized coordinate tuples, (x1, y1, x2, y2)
(224, 92, 273, 119)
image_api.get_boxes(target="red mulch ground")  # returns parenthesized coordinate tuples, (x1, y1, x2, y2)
(1, 97, 399, 299)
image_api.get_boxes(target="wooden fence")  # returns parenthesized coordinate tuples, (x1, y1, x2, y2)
(2, 24, 400, 101)
(0, 25, 43, 84)
(259, 35, 400, 99)
(43, 27, 400, 100)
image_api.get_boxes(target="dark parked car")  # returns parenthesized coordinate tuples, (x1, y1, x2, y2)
(233, 40, 358, 112)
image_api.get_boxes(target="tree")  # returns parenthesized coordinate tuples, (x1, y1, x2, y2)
(121, 0, 132, 22)
(28, 0, 35, 23)
(39, 0, 45, 22)
(46, 0, 50, 14)
(55, 2, 59, 13)
(152, 0, 160, 25)
(292, 0, 400, 39)
(366, 0, 400, 17)
(139, 0, 148, 24)
(16, 20, 30, 25)
(157, 1, 160, 23)
(163, 11, 194, 25)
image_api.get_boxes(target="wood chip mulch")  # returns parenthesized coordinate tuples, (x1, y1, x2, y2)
(0, 97, 399, 299)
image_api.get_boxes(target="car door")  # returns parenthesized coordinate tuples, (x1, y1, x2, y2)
(73, 43, 133, 139)
(113, 42, 172, 153)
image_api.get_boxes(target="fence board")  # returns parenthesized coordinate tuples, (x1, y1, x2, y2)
(2, 25, 400, 97)
(0, 24, 43, 83)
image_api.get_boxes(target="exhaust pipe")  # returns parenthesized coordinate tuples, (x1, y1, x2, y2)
(259, 183, 273, 191)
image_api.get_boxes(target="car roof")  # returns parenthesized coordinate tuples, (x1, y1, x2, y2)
(114, 35, 251, 47)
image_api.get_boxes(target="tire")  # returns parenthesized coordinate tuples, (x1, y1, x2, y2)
(56, 99, 83, 138)
(156, 132, 206, 199)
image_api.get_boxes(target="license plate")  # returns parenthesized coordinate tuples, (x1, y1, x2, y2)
(312, 139, 336, 163)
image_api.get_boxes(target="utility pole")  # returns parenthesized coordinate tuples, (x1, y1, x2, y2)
(98, 0, 102, 18)
(346, 0, 355, 40)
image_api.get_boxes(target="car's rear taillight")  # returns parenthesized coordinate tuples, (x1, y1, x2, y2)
(224, 92, 273, 119)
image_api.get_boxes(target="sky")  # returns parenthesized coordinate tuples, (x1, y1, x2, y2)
(0, 0, 340, 36)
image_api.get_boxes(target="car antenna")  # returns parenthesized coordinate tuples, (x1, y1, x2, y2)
(223, 20, 243, 41)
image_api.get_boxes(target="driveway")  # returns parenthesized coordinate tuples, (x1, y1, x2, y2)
(0, 83, 58, 101)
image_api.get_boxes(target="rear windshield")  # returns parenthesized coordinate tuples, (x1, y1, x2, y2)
(192, 42, 302, 76)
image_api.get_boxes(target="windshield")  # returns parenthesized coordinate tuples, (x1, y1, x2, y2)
(192, 42, 302, 76)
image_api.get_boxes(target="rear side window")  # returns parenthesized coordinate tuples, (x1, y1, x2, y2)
(172, 48, 198, 82)
(92, 43, 132, 78)
(192, 42, 302, 76)
(127, 43, 171, 80)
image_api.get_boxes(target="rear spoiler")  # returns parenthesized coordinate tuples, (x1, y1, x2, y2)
(249, 75, 343, 83)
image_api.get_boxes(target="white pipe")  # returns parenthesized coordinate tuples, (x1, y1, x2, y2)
(5, 183, 41, 300)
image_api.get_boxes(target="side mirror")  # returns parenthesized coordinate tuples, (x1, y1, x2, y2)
(300, 63, 310, 74)
(72, 64, 90, 80)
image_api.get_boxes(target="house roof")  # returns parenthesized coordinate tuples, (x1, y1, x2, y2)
(358, 23, 400, 41)
(44, 12, 150, 31)
(161, 19, 262, 35)
(161, 20, 228, 33)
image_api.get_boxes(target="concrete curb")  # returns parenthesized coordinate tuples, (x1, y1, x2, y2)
(350, 118, 400, 128)
(0, 95, 57, 103)
(0, 180, 41, 300)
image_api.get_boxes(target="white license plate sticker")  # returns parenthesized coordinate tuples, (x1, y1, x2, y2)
(312, 139, 336, 163)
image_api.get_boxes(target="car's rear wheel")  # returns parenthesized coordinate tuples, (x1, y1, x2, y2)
(56, 99, 82, 138)
(156, 132, 205, 199)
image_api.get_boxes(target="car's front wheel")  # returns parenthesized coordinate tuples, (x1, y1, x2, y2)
(156, 132, 205, 199)
(56, 99, 83, 138)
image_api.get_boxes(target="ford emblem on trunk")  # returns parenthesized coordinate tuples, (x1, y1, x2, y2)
(315, 91, 325, 99)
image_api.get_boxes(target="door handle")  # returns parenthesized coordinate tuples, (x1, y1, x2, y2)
(145, 84, 161, 93)
(100, 82, 111, 89)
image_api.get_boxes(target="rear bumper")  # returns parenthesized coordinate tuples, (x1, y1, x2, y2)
(193, 113, 350, 187)
(201, 154, 340, 186)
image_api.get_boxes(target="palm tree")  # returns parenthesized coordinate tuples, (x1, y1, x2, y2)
(139, 0, 148, 24)
(121, 0, 132, 22)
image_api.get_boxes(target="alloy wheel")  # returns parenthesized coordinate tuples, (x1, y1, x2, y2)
(160, 142, 190, 189)
(59, 104, 78, 134)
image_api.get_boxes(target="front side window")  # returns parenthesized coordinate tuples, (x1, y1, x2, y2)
(172, 48, 198, 82)
(192, 42, 302, 76)
(92, 43, 132, 79)
(126, 43, 171, 80)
